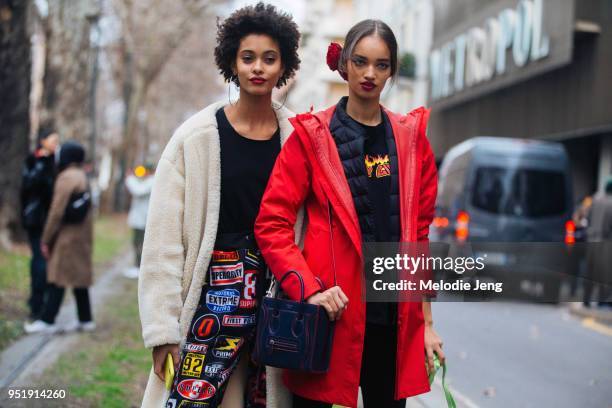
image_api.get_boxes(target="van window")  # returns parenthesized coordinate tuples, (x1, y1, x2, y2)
(438, 152, 469, 211)
(472, 167, 506, 213)
(472, 167, 566, 217)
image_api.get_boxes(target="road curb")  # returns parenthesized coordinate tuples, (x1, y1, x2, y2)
(568, 302, 612, 324)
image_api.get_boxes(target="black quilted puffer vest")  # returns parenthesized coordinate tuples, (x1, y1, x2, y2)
(329, 97, 400, 243)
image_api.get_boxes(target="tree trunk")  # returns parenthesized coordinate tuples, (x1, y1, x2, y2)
(112, 72, 147, 211)
(124, 74, 147, 169)
(0, 0, 32, 247)
(39, 0, 98, 149)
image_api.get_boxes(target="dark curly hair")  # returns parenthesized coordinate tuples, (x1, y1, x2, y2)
(214, 2, 300, 88)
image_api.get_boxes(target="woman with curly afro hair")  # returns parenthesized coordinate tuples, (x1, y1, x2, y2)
(138, 3, 300, 407)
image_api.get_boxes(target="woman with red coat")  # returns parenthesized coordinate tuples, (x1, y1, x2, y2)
(255, 19, 445, 408)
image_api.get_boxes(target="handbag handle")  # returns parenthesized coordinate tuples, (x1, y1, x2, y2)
(277, 270, 306, 303)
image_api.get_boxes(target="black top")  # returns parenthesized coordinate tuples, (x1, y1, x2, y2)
(216, 108, 281, 235)
(340, 110, 399, 325)
(362, 121, 394, 242)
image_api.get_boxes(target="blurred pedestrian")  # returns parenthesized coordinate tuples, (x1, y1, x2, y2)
(25, 141, 95, 333)
(573, 195, 593, 230)
(569, 194, 592, 296)
(124, 164, 154, 278)
(138, 3, 301, 407)
(20, 128, 59, 321)
(583, 177, 612, 308)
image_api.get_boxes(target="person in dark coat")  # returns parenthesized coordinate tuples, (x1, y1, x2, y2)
(20, 128, 59, 320)
(25, 141, 95, 334)
(583, 177, 612, 308)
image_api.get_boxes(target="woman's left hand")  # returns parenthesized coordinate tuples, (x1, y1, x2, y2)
(424, 324, 445, 375)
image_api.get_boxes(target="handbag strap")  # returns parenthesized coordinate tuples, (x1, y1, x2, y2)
(428, 353, 457, 408)
(327, 200, 337, 286)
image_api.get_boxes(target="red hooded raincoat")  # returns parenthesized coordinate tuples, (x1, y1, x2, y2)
(255, 104, 437, 407)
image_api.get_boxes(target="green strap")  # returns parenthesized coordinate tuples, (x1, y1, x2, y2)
(428, 353, 457, 408)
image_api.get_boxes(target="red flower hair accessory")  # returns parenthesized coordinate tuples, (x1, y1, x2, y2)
(326, 42, 347, 80)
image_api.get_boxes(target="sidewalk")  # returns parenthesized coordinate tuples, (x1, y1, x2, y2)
(0, 251, 132, 390)
(568, 302, 612, 325)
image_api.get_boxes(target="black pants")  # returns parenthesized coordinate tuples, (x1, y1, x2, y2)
(133, 228, 145, 267)
(41, 284, 92, 324)
(27, 230, 47, 318)
(293, 323, 406, 408)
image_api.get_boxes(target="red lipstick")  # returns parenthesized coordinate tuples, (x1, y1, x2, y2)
(360, 81, 376, 91)
(250, 77, 266, 85)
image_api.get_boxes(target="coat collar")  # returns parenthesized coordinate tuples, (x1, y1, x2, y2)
(177, 101, 295, 145)
(190, 99, 295, 144)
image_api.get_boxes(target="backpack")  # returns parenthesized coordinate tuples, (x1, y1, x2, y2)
(63, 190, 91, 224)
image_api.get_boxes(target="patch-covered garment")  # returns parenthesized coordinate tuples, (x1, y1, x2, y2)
(166, 239, 269, 408)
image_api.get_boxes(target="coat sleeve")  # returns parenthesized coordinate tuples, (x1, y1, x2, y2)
(138, 157, 185, 349)
(417, 112, 438, 242)
(255, 132, 322, 302)
(42, 172, 73, 246)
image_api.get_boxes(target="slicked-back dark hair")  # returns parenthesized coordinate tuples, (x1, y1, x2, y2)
(339, 19, 398, 79)
(36, 126, 56, 149)
(214, 2, 300, 88)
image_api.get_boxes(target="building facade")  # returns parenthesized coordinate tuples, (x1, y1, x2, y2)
(286, 0, 355, 113)
(427, 0, 612, 201)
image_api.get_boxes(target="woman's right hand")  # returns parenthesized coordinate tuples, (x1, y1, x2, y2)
(306, 286, 349, 321)
(152, 344, 180, 382)
(41, 244, 50, 260)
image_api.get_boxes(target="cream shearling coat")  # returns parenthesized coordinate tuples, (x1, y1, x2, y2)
(138, 100, 299, 408)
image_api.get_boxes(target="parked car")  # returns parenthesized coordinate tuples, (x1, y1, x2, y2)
(431, 137, 575, 302)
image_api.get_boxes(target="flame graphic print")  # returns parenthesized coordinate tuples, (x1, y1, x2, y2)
(365, 154, 391, 178)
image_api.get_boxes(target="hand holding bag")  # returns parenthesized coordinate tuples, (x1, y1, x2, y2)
(253, 270, 335, 373)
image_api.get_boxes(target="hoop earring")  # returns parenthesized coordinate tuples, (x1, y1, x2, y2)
(227, 82, 238, 106)
(380, 78, 395, 101)
(273, 87, 289, 110)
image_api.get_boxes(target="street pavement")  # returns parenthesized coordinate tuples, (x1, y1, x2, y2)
(417, 301, 612, 408)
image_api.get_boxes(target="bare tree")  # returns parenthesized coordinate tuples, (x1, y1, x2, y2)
(39, 0, 100, 145)
(0, 0, 32, 247)
(103, 0, 220, 210)
(142, 14, 224, 163)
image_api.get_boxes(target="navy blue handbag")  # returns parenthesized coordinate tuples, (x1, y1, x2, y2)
(253, 270, 335, 373)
